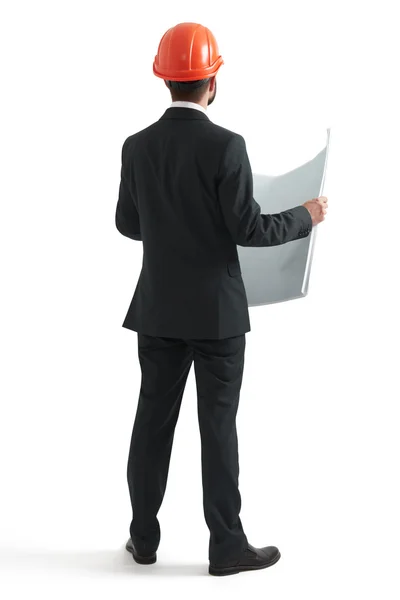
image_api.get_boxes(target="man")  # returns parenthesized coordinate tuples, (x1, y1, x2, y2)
(115, 22, 328, 576)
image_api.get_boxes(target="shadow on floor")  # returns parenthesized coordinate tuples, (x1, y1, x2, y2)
(0, 546, 208, 577)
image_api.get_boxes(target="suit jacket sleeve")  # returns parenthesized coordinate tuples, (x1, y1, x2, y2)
(115, 137, 142, 241)
(216, 134, 313, 247)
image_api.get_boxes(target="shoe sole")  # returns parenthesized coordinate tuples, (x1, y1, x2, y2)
(125, 542, 157, 565)
(209, 550, 281, 576)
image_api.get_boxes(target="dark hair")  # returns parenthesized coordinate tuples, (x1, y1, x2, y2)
(166, 78, 210, 102)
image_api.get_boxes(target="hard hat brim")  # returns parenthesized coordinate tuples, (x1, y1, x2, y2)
(153, 56, 224, 81)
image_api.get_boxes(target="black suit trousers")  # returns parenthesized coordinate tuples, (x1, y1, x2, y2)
(127, 332, 249, 565)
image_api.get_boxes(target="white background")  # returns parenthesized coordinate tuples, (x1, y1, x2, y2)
(1, 0, 399, 598)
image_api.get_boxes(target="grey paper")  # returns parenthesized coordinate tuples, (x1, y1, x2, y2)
(239, 128, 331, 307)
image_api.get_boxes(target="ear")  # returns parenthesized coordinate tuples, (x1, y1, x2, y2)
(209, 76, 216, 92)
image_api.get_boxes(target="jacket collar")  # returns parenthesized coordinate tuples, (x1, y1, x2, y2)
(159, 107, 210, 121)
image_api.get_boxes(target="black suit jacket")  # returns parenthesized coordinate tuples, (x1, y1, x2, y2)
(115, 107, 312, 339)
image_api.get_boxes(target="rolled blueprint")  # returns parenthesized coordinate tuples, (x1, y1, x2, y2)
(239, 128, 331, 307)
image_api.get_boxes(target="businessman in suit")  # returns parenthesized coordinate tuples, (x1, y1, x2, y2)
(115, 22, 328, 576)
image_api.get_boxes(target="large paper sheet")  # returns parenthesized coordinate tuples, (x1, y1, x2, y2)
(239, 128, 331, 307)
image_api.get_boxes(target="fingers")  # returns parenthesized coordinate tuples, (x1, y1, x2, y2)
(319, 197, 328, 218)
(309, 196, 329, 224)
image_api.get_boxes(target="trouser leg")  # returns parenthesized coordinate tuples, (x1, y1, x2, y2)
(127, 333, 193, 554)
(190, 334, 248, 565)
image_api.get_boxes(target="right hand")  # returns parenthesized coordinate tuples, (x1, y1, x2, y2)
(302, 196, 328, 226)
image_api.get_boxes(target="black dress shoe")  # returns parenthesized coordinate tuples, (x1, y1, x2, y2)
(125, 538, 157, 565)
(209, 543, 281, 576)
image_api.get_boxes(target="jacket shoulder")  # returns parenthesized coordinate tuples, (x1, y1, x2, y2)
(121, 119, 246, 154)
(204, 122, 245, 146)
(122, 123, 156, 147)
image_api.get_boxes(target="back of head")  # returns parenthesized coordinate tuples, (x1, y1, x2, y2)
(166, 78, 211, 103)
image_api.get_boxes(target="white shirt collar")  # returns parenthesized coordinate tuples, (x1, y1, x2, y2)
(170, 101, 208, 115)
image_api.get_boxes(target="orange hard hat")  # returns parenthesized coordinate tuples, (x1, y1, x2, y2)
(153, 22, 224, 82)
